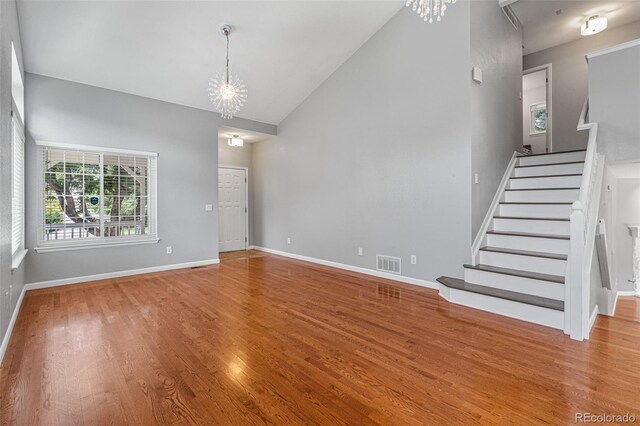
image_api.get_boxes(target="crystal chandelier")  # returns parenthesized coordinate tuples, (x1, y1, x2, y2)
(209, 24, 247, 119)
(406, 0, 456, 23)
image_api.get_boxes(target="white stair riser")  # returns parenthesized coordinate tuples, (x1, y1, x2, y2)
(504, 189, 579, 203)
(479, 251, 567, 276)
(464, 268, 565, 300)
(486, 233, 570, 254)
(514, 162, 584, 177)
(508, 175, 582, 189)
(499, 203, 572, 218)
(518, 151, 586, 167)
(439, 285, 564, 329)
(493, 218, 570, 235)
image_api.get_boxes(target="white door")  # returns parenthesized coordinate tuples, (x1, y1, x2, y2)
(218, 167, 247, 252)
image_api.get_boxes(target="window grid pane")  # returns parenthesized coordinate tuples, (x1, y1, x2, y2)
(42, 148, 156, 244)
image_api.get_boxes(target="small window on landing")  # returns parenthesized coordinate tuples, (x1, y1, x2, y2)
(529, 103, 547, 135)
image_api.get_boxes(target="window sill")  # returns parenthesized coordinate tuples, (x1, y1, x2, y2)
(12, 249, 28, 271)
(35, 238, 160, 253)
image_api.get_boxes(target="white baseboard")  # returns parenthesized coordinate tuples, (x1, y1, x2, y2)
(588, 306, 600, 338)
(0, 285, 27, 366)
(25, 258, 220, 291)
(252, 246, 438, 290)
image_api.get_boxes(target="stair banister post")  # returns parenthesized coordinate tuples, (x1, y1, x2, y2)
(568, 200, 586, 340)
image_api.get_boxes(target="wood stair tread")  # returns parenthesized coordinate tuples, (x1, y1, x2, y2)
(499, 202, 573, 205)
(494, 215, 570, 222)
(504, 187, 580, 191)
(436, 276, 564, 311)
(487, 230, 570, 240)
(510, 173, 582, 179)
(515, 160, 585, 169)
(517, 149, 586, 158)
(479, 246, 568, 260)
(463, 263, 565, 284)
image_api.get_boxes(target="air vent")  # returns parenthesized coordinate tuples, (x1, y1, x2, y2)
(376, 255, 401, 275)
(502, 5, 520, 31)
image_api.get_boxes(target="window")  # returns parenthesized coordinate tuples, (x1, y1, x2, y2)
(11, 41, 26, 266)
(529, 103, 547, 135)
(36, 143, 158, 252)
(11, 113, 25, 257)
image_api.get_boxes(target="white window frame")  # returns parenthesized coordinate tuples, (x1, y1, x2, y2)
(11, 110, 27, 269)
(35, 141, 159, 253)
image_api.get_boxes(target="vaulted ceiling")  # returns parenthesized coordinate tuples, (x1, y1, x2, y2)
(17, 1, 404, 125)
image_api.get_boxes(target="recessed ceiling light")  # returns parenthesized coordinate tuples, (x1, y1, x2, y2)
(581, 15, 607, 36)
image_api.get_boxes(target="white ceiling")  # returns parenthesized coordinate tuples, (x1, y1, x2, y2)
(511, 0, 640, 55)
(17, 1, 404, 125)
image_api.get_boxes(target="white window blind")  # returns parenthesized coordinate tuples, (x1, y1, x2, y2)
(11, 113, 25, 256)
(37, 143, 158, 251)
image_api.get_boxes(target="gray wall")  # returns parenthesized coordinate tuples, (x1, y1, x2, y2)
(522, 84, 546, 154)
(253, 6, 473, 282)
(218, 138, 255, 245)
(24, 74, 275, 284)
(470, 0, 523, 236)
(613, 178, 640, 292)
(524, 21, 640, 153)
(588, 43, 640, 162)
(0, 0, 26, 351)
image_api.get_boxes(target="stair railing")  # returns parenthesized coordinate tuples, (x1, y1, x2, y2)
(471, 151, 520, 264)
(566, 98, 605, 340)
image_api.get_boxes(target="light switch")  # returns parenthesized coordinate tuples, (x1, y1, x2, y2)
(472, 67, 482, 84)
(205, 204, 213, 211)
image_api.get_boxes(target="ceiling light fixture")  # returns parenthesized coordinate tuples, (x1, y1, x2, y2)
(581, 15, 607, 36)
(209, 24, 248, 119)
(405, 0, 456, 23)
(228, 135, 244, 147)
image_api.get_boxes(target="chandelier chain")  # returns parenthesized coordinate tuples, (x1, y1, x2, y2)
(225, 31, 230, 85)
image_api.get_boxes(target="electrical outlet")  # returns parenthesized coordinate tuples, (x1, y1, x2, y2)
(166, 246, 173, 254)
(474, 173, 479, 184)
(411, 255, 417, 265)
(205, 204, 213, 211)
(358, 247, 363, 256)
(287, 237, 291, 244)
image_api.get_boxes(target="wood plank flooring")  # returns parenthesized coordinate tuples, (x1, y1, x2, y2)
(1, 251, 639, 425)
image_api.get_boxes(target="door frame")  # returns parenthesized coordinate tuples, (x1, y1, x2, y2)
(523, 63, 553, 153)
(218, 165, 249, 251)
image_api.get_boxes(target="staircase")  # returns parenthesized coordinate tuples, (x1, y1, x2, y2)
(437, 149, 588, 330)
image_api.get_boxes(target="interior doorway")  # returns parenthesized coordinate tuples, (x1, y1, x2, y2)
(218, 166, 248, 252)
(523, 64, 552, 154)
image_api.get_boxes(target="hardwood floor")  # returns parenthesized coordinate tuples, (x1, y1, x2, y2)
(1, 251, 639, 425)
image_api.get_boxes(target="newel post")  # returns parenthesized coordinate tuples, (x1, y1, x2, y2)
(568, 201, 586, 340)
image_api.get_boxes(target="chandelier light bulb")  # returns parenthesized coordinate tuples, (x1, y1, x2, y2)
(220, 83, 236, 100)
